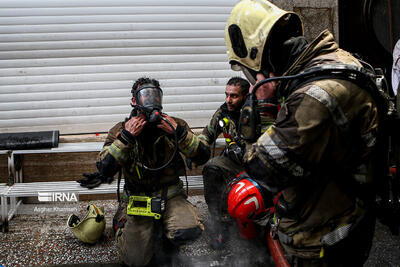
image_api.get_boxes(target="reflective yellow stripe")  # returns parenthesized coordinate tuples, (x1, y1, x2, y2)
(198, 134, 210, 144)
(108, 143, 129, 163)
(135, 165, 142, 179)
(180, 132, 200, 155)
(100, 146, 109, 154)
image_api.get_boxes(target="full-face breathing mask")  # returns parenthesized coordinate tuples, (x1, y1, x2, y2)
(129, 83, 179, 171)
(132, 84, 163, 123)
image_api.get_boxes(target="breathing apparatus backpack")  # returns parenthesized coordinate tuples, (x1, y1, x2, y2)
(238, 62, 400, 235)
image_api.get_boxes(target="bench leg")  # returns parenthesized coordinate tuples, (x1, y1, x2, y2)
(8, 152, 15, 185)
(15, 154, 23, 183)
(1, 195, 8, 232)
(8, 196, 17, 224)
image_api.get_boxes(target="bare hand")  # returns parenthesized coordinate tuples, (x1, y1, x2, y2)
(157, 113, 177, 134)
(249, 73, 277, 100)
(124, 114, 147, 136)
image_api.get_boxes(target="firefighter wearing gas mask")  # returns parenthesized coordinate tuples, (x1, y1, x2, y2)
(88, 77, 210, 266)
(197, 77, 250, 249)
(225, 1, 380, 266)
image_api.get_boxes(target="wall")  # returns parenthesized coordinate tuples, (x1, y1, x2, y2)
(0, 0, 240, 135)
(271, 0, 338, 42)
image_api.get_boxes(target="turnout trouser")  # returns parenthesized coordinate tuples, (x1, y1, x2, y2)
(114, 193, 203, 266)
(202, 155, 243, 220)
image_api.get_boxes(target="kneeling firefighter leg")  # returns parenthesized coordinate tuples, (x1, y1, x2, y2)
(114, 197, 155, 266)
(203, 165, 226, 218)
(202, 165, 230, 249)
(163, 194, 203, 245)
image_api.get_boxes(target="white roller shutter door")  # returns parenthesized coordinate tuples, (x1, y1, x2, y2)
(0, 0, 241, 134)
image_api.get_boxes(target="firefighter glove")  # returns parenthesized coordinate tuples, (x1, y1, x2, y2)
(77, 172, 114, 189)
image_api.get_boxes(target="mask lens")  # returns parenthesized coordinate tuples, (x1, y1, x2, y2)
(240, 65, 257, 85)
(136, 87, 163, 109)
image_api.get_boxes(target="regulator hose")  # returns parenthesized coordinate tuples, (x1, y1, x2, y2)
(140, 116, 179, 171)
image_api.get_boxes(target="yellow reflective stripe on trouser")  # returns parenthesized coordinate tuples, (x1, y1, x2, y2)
(107, 143, 130, 163)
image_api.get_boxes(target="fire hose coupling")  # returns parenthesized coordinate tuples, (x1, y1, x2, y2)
(127, 195, 165, 219)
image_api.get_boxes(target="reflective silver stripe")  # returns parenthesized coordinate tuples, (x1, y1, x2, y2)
(321, 223, 352, 246)
(258, 130, 305, 177)
(361, 132, 377, 148)
(305, 85, 349, 133)
(277, 231, 293, 245)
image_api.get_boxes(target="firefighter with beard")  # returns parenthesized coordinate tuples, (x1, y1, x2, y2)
(224, 1, 380, 266)
(79, 77, 210, 266)
(198, 77, 250, 249)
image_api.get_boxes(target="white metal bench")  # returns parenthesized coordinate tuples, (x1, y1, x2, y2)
(1, 175, 203, 232)
(1, 142, 106, 232)
(1, 179, 124, 232)
(1, 138, 224, 232)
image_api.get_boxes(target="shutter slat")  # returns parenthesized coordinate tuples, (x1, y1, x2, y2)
(0, 0, 241, 134)
(0, 62, 229, 76)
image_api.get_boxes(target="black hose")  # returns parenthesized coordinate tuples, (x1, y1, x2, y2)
(141, 116, 179, 171)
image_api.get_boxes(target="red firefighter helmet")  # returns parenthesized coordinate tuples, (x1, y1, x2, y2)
(228, 178, 266, 222)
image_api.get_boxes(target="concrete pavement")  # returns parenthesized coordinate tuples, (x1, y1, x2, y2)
(0, 195, 399, 267)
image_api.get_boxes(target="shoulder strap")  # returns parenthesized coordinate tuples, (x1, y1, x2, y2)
(284, 63, 394, 117)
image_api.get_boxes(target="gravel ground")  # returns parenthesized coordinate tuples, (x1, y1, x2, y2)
(0, 195, 399, 267)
